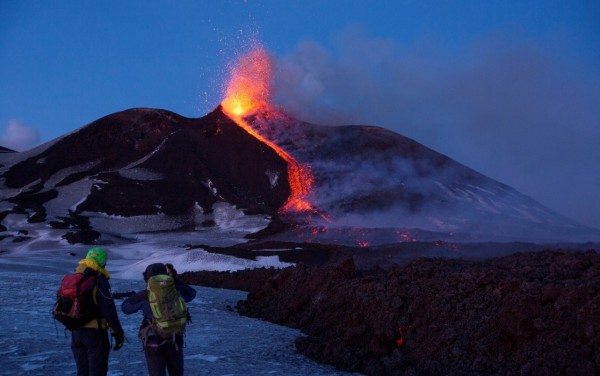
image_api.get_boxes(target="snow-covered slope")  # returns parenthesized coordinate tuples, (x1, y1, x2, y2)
(0, 264, 354, 376)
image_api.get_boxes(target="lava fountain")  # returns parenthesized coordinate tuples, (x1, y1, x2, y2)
(221, 44, 315, 214)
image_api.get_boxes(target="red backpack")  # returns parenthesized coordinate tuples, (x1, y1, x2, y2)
(53, 272, 99, 330)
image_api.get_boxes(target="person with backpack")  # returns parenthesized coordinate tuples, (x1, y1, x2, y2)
(57, 247, 125, 376)
(121, 262, 196, 376)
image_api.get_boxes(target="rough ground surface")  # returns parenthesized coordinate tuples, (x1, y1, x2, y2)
(185, 249, 600, 375)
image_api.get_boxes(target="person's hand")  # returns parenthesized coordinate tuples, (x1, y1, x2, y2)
(166, 263, 177, 277)
(124, 291, 146, 305)
(113, 330, 124, 351)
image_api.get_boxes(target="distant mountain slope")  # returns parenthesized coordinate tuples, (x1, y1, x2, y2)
(243, 109, 598, 242)
(0, 106, 598, 244)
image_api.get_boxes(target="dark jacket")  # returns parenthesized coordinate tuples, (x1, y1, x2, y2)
(121, 263, 196, 331)
(93, 274, 124, 333)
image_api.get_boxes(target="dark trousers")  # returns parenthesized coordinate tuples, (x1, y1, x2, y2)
(143, 336, 184, 376)
(71, 328, 110, 376)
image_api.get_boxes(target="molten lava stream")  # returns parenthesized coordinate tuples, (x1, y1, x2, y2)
(222, 107, 315, 215)
(220, 43, 326, 220)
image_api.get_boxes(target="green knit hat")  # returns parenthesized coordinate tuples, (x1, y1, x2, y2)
(86, 247, 107, 268)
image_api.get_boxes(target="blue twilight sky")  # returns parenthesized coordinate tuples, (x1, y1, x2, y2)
(1, 0, 599, 228)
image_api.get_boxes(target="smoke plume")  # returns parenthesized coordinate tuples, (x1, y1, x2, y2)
(271, 28, 600, 228)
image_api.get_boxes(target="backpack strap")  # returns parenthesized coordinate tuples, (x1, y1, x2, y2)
(78, 271, 102, 336)
(138, 322, 183, 350)
(139, 324, 167, 348)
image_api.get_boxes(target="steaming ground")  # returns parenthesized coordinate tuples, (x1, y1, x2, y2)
(0, 260, 357, 376)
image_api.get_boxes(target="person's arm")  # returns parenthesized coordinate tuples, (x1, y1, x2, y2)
(96, 277, 125, 349)
(121, 290, 148, 314)
(167, 264, 197, 303)
(176, 282, 197, 303)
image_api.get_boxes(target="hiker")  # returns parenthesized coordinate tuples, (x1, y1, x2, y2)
(121, 263, 197, 376)
(69, 248, 125, 376)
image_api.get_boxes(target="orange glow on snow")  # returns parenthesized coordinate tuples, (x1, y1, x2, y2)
(221, 43, 316, 214)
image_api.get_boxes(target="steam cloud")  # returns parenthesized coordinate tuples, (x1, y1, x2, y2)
(1, 120, 40, 152)
(271, 29, 600, 228)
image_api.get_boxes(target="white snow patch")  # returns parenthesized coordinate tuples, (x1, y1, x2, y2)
(471, 194, 500, 214)
(20, 362, 45, 371)
(84, 211, 186, 234)
(213, 202, 270, 233)
(435, 182, 460, 200)
(70, 193, 91, 212)
(265, 170, 279, 188)
(45, 178, 97, 216)
(467, 184, 497, 196)
(193, 202, 206, 224)
(2, 213, 33, 230)
(255, 256, 294, 267)
(513, 206, 544, 223)
(114, 248, 293, 279)
(79, 201, 269, 236)
(0, 178, 42, 198)
(185, 354, 224, 362)
(205, 179, 218, 196)
(121, 137, 171, 169)
(118, 168, 164, 181)
(43, 161, 101, 190)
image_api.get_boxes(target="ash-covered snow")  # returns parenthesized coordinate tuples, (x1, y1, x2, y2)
(211, 202, 270, 232)
(117, 168, 164, 181)
(43, 161, 101, 190)
(204, 179, 218, 196)
(265, 170, 280, 188)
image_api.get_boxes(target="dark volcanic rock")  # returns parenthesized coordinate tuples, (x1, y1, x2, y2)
(235, 250, 600, 375)
(179, 267, 281, 292)
(73, 108, 284, 214)
(0, 107, 291, 233)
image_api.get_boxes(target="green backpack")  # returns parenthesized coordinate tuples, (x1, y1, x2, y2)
(147, 274, 188, 335)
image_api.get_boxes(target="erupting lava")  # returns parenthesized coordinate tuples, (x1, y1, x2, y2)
(221, 44, 315, 214)
(221, 44, 272, 116)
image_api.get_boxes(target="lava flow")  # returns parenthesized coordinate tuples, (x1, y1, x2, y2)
(221, 44, 315, 214)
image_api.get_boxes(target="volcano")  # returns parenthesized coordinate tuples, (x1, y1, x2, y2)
(0, 106, 598, 248)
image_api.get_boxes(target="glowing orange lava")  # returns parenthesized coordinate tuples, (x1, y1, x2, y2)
(221, 43, 315, 214)
(221, 44, 272, 116)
